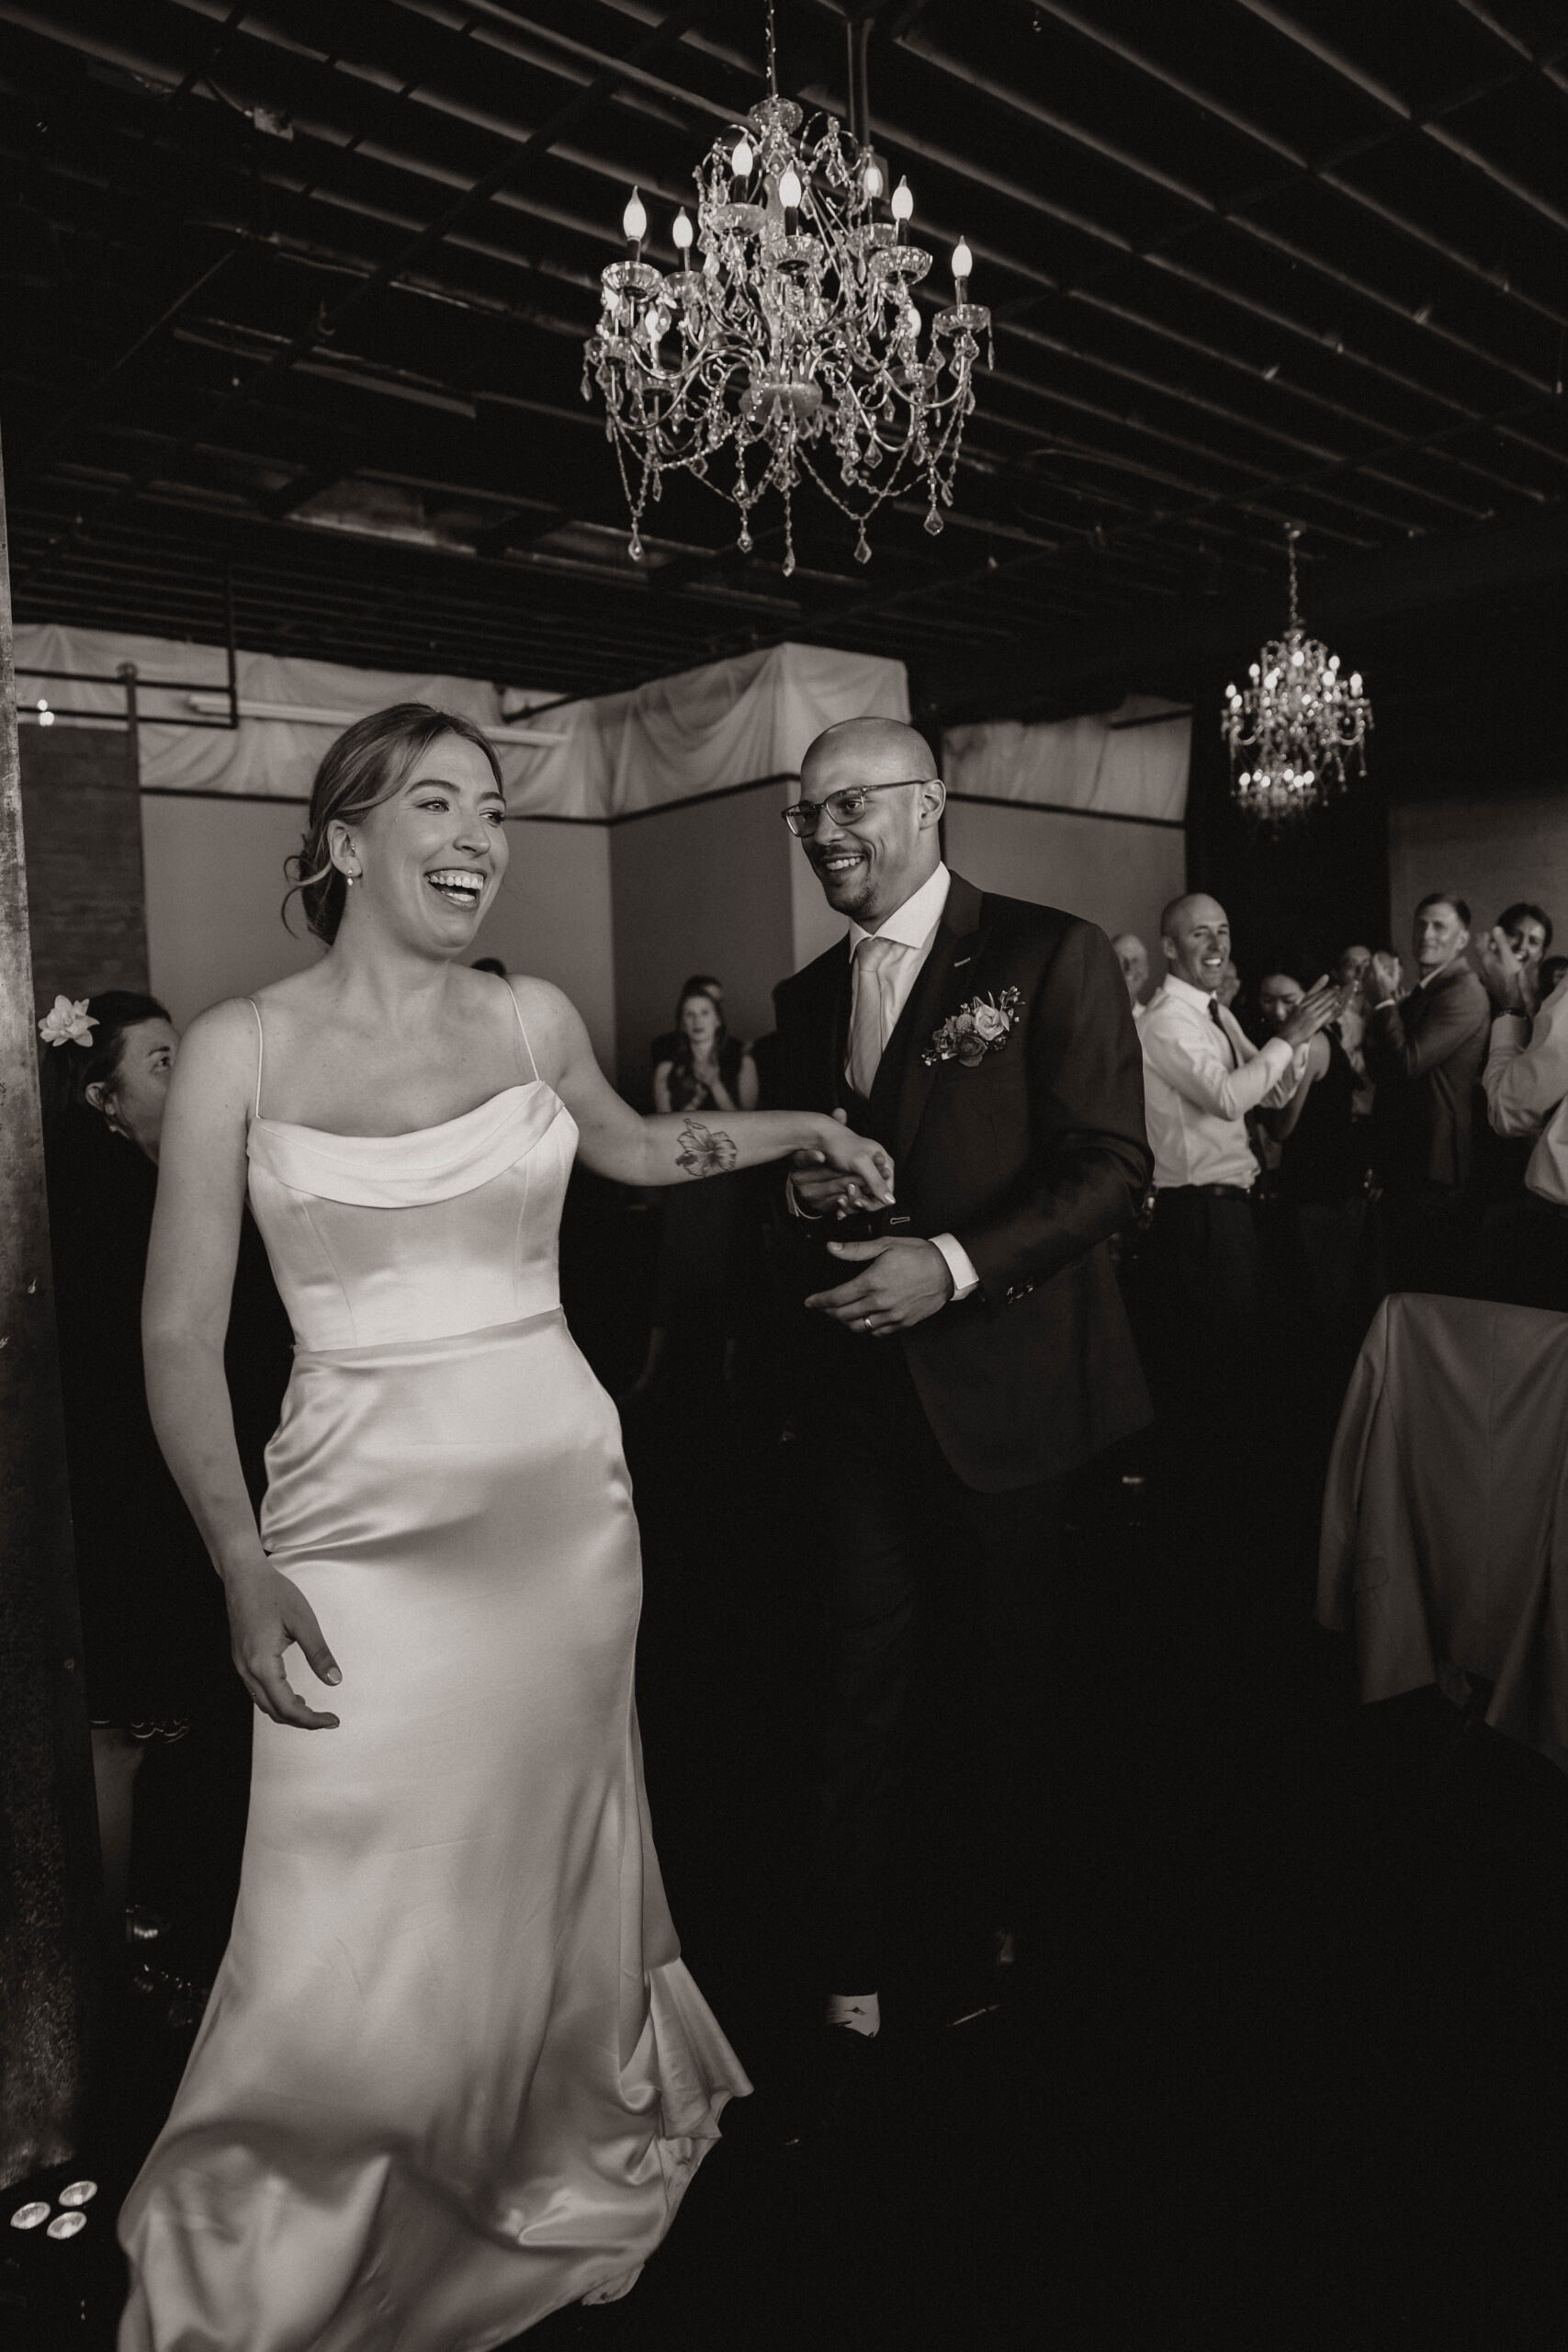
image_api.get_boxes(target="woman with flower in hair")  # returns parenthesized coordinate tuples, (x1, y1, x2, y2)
(118, 702, 893, 2346)
(39, 991, 290, 1939)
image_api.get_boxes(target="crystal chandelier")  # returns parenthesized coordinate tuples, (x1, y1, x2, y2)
(581, 0, 991, 575)
(1223, 529, 1372, 821)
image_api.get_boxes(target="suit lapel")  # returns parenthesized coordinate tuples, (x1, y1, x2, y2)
(797, 937, 852, 1109)
(883, 872, 988, 1170)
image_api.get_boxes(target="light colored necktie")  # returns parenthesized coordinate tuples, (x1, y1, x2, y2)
(847, 934, 903, 1098)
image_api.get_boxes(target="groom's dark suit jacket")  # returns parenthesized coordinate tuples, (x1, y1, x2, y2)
(772, 871, 1152, 1493)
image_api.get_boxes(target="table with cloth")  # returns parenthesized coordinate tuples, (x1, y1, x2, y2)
(1318, 1291, 1568, 1772)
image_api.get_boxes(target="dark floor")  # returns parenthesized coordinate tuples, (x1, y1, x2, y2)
(8, 1236, 1568, 2351)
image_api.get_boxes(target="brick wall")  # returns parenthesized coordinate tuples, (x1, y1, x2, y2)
(17, 723, 148, 1017)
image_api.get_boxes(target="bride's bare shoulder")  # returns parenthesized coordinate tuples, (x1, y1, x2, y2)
(504, 975, 582, 1038)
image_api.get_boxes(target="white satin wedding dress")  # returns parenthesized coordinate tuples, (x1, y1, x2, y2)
(118, 994, 749, 2351)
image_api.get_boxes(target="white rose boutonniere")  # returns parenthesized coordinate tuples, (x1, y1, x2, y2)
(38, 995, 98, 1050)
(922, 986, 1022, 1069)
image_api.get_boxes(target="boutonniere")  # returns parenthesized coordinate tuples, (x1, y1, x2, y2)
(922, 986, 1022, 1069)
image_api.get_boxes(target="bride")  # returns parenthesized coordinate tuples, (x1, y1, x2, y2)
(118, 703, 894, 2350)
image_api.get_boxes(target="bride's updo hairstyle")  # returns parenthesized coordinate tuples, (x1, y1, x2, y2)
(284, 702, 504, 945)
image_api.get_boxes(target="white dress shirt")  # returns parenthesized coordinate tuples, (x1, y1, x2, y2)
(1483, 970, 1568, 1208)
(1138, 971, 1305, 1192)
(794, 861, 979, 1301)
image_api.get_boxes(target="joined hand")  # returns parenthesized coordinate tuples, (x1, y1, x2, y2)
(805, 1235, 954, 1335)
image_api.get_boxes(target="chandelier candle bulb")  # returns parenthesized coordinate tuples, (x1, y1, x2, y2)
(732, 137, 753, 180)
(863, 161, 884, 200)
(778, 164, 802, 235)
(953, 236, 973, 292)
(622, 188, 647, 261)
(673, 209, 694, 254)
(891, 175, 913, 239)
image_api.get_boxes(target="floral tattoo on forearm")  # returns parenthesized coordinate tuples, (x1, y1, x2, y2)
(675, 1119, 739, 1178)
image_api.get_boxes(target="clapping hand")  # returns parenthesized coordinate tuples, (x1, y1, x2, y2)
(1278, 976, 1347, 1048)
(1367, 951, 1403, 1006)
(1475, 926, 1536, 1017)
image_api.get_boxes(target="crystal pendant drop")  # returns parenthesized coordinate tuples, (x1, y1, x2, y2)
(853, 529, 871, 565)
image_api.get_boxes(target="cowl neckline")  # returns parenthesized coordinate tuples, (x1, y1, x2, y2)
(247, 1081, 570, 1208)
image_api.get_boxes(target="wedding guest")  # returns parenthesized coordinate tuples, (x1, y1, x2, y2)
(1333, 944, 1376, 1117)
(1541, 956, 1568, 1001)
(37, 991, 289, 1930)
(1258, 967, 1375, 1379)
(1363, 894, 1490, 1295)
(772, 716, 1150, 2127)
(1498, 901, 1552, 972)
(1111, 932, 1150, 1016)
(627, 984, 760, 1400)
(1474, 927, 1568, 1309)
(1137, 901, 1338, 1436)
(650, 970, 725, 1072)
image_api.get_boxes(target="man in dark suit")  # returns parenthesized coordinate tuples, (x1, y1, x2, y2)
(770, 716, 1150, 2098)
(1364, 891, 1491, 1294)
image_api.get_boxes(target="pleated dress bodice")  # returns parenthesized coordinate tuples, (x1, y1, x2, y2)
(245, 1081, 576, 1351)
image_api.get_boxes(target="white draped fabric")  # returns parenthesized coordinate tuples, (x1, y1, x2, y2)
(13, 625, 908, 818)
(942, 695, 1191, 824)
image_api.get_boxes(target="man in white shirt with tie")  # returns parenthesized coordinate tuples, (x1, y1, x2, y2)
(1137, 893, 1340, 1434)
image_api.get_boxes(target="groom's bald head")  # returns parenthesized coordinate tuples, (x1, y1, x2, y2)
(800, 716, 939, 788)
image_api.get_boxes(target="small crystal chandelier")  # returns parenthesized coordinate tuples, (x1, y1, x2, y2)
(1223, 529, 1372, 821)
(581, 0, 991, 575)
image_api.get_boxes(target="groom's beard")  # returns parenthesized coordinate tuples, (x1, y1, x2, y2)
(808, 848, 875, 920)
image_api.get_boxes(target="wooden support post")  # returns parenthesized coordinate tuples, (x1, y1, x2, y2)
(0, 427, 101, 2188)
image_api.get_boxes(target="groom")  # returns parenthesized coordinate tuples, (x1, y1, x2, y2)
(772, 716, 1150, 2101)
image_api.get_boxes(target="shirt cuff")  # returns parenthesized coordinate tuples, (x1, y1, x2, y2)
(1491, 1013, 1529, 1043)
(1257, 1036, 1295, 1080)
(930, 1231, 980, 1301)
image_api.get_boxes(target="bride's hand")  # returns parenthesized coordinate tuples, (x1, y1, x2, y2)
(223, 1558, 344, 1730)
(810, 1113, 896, 1206)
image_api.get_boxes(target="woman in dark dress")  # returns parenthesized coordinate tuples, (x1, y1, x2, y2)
(38, 990, 291, 1929)
(1258, 971, 1375, 1391)
(627, 983, 758, 1400)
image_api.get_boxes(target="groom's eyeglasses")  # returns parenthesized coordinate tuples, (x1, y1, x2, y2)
(781, 776, 940, 838)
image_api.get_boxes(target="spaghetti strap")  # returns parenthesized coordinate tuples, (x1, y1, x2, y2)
(504, 981, 540, 1085)
(247, 999, 265, 1123)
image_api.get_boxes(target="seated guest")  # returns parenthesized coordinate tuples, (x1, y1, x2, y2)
(628, 982, 760, 1400)
(1474, 928, 1568, 1311)
(1498, 900, 1552, 974)
(1258, 967, 1376, 1380)
(1111, 932, 1151, 1017)
(1137, 899, 1339, 1452)
(650, 970, 725, 1071)
(1362, 895, 1490, 1295)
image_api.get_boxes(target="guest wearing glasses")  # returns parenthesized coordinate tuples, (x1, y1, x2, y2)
(768, 718, 1150, 2133)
